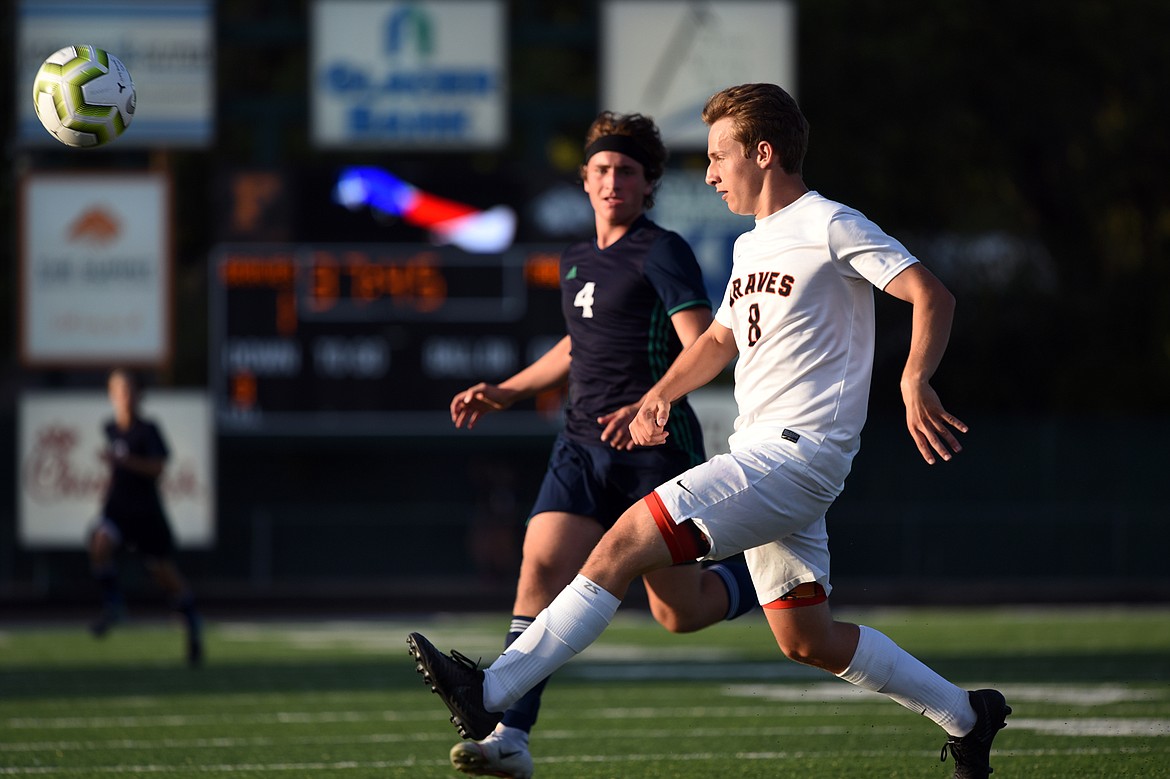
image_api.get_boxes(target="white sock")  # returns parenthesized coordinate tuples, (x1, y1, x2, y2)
(837, 625, 976, 737)
(482, 575, 619, 712)
(490, 723, 529, 748)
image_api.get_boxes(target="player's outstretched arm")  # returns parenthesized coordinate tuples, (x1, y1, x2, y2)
(630, 321, 737, 447)
(450, 335, 572, 429)
(882, 263, 968, 464)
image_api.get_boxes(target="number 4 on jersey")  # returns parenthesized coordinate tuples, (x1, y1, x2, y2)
(574, 281, 596, 318)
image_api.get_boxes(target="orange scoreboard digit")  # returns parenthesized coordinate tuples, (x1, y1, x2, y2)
(210, 244, 565, 436)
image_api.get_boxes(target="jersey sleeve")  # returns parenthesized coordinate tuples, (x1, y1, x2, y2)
(643, 231, 711, 315)
(827, 210, 918, 290)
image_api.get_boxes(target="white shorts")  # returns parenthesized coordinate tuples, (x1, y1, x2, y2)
(652, 442, 841, 605)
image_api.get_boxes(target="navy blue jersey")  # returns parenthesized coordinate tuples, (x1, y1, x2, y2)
(560, 216, 709, 462)
(102, 417, 170, 522)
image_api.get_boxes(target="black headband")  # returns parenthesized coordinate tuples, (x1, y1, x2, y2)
(584, 135, 654, 170)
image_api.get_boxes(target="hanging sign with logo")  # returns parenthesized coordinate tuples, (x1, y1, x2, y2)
(601, 1, 797, 150)
(20, 172, 172, 367)
(311, 0, 507, 149)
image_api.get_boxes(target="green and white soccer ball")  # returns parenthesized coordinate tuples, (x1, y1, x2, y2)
(32, 45, 136, 148)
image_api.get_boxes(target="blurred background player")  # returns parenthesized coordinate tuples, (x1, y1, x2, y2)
(444, 110, 755, 778)
(88, 368, 204, 667)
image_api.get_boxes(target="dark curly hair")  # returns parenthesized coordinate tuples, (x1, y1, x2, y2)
(582, 111, 668, 209)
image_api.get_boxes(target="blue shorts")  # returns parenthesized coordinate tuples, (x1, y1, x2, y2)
(529, 434, 699, 530)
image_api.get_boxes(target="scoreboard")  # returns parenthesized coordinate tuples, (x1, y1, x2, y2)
(210, 244, 567, 436)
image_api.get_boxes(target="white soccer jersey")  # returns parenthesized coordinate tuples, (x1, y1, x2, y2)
(714, 191, 917, 490)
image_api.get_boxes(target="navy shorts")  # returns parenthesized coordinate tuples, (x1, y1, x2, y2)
(98, 511, 177, 558)
(529, 434, 699, 530)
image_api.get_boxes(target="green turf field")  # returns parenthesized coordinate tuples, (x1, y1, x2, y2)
(2, 606, 1168, 777)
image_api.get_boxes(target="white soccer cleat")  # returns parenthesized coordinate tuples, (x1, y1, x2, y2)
(449, 733, 534, 778)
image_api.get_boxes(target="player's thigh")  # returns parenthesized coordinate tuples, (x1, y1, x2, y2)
(641, 563, 720, 634)
(640, 562, 712, 627)
(640, 562, 701, 601)
(521, 511, 605, 569)
(581, 500, 675, 596)
(515, 511, 605, 611)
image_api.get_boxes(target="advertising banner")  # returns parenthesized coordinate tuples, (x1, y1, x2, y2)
(18, 390, 215, 549)
(601, 1, 796, 150)
(21, 172, 172, 367)
(311, 0, 507, 149)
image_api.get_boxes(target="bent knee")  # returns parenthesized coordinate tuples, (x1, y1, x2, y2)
(776, 639, 836, 669)
(778, 643, 816, 666)
(648, 602, 707, 634)
(519, 555, 577, 584)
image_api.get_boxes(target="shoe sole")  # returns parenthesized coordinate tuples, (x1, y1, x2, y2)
(449, 739, 533, 776)
(449, 743, 519, 778)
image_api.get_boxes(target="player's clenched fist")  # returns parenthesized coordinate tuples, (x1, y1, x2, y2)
(629, 397, 671, 446)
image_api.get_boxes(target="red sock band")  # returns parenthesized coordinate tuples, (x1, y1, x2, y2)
(763, 582, 827, 610)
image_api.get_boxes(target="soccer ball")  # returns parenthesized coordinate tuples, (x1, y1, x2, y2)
(32, 45, 136, 148)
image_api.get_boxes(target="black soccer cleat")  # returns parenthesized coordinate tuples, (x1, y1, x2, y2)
(407, 632, 502, 741)
(940, 689, 1012, 779)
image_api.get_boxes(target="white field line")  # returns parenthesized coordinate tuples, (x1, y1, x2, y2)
(1007, 718, 1170, 737)
(2, 746, 1169, 775)
(5, 714, 1169, 755)
(0, 705, 936, 730)
(8, 679, 1168, 732)
(0, 724, 915, 753)
(721, 681, 1168, 706)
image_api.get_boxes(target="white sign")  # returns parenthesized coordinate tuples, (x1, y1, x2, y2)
(311, 0, 507, 149)
(654, 170, 754, 303)
(17, 0, 215, 147)
(21, 172, 172, 367)
(687, 386, 739, 456)
(601, 1, 797, 149)
(18, 390, 215, 549)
